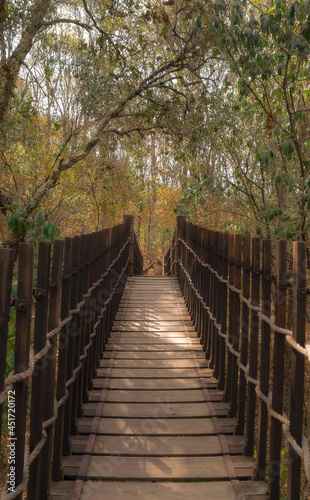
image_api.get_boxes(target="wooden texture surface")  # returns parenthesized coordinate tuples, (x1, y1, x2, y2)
(51, 276, 267, 499)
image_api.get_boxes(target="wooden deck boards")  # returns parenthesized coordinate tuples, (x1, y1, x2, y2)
(50, 276, 268, 500)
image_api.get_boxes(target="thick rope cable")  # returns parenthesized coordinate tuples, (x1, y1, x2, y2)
(0, 239, 130, 405)
(178, 238, 310, 361)
(177, 238, 310, 483)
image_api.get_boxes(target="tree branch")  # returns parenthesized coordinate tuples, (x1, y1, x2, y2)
(41, 18, 92, 31)
(0, 0, 51, 122)
(24, 50, 187, 214)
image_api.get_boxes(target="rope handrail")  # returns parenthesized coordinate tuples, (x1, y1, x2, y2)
(0, 254, 130, 500)
(177, 238, 310, 362)
(176, 237, 310, 483)
(0, 237, 130, 406)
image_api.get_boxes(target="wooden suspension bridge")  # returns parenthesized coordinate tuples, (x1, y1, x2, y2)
(0, 215, 309, 500)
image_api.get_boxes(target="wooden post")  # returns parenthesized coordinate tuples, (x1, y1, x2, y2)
(269, 240, 287, 497)
(244, 237, 260, 456)
(200, 228, 208, 349)
(203, 230, 211, 354)
(218, 232, 228, 391)
(82, 234, 92, 404)
(14, 243, 34, 500)
(175, 216, 186, 279)
(224, 234, 235, 403)
(287, 241, 306, 499)
(0, 248, 15, 445)
(213, 231, 221, 379)
(63, 236, 80, 454)
(235, 235, 251, 434)
(52, 237, 72, 480)
(77, 234, 87, 417)
(39, 240, 63, 500)
(229, 234, 241, 418)
(256, 239, 272, 480)
(28, 242, 51, 500)
(69, 236, 82, 436)
(206, 230, 214, 361)
(124, 215, 134, 276)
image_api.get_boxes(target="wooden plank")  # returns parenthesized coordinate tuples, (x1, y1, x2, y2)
(63, 455, 256, 481)
(78, 417, 217, 435)
(118, 302, 188, 314)
(72, 435, 223, 455)
(50, 480, 268, 500)
(118, 306, 185, 309)
(105, 345, 202, 352)
(70, 434, 245, 456)
(82, 401, 229, 418)
(63, 455, 229, 480)
(110, 338, 200, 345)
(102, 351, 205, 359)
(115, 314, 191, 320)
(93, 378, 216, 390)
(120, 295, 183, 299)
(109, 332, 197, 338)
(83, 402, 211, 418)
(77, 481, 239, 500)
(96, 367, 211, 378)
(112, 325, 195, 332)
(99, 359, 208, 368)
(88, 389, 223, 403)
(114, 321, 193, 326)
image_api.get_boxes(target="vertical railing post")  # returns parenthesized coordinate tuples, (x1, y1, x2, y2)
(244, 237, 261, 456)
(76, 234, 87, 418)
(235, 235, 251, 434)
(224, 234, 235, 403)
(81, 234, 91, 404)
(70, 235, 83, 436)
(52, 237, 72, 480)
(206, 230, 214, 361)
(39, 240, 63, 500)
(197, 226, 203, 340)
(14, 243, 34, 500)
(287, 241, 306, 499)
(269, 240, 287, 497)
(229, 234, 241, 418)
(256, 239, 272, 480)
(63, 236, 80, 454)
(213, 231, 220, 379)
(28, 241, 51, 500)
(218, 232, 228, 390)
(203, 230, 211, 354)
(175, 215, 185, 280)
(124, 215, 134, 276)
(200, 228, 208, 349)
(0, 248, 15, 444)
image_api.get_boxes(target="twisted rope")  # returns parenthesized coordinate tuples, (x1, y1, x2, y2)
(0, 238, 130, 405)
(177, 237, 310, 483)
(178, 238, 310, 361)
(0, 247, 130, 500)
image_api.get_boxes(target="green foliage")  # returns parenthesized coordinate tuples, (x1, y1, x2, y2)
(6, 206, 60, 243)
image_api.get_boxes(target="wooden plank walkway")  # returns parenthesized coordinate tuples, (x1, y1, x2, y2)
(51, 276, 268, 500)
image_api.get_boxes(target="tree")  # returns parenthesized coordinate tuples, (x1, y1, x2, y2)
(0, 0, 217, 250)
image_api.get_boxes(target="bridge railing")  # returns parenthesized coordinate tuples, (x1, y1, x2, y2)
(0, 215, 142, 500)
(164, 215, 310, 500)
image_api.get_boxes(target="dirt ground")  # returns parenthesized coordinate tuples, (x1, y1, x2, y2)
(143, 260, 163, 276)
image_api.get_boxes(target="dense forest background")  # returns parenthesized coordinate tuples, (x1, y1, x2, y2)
(1, 0, 310, 262)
